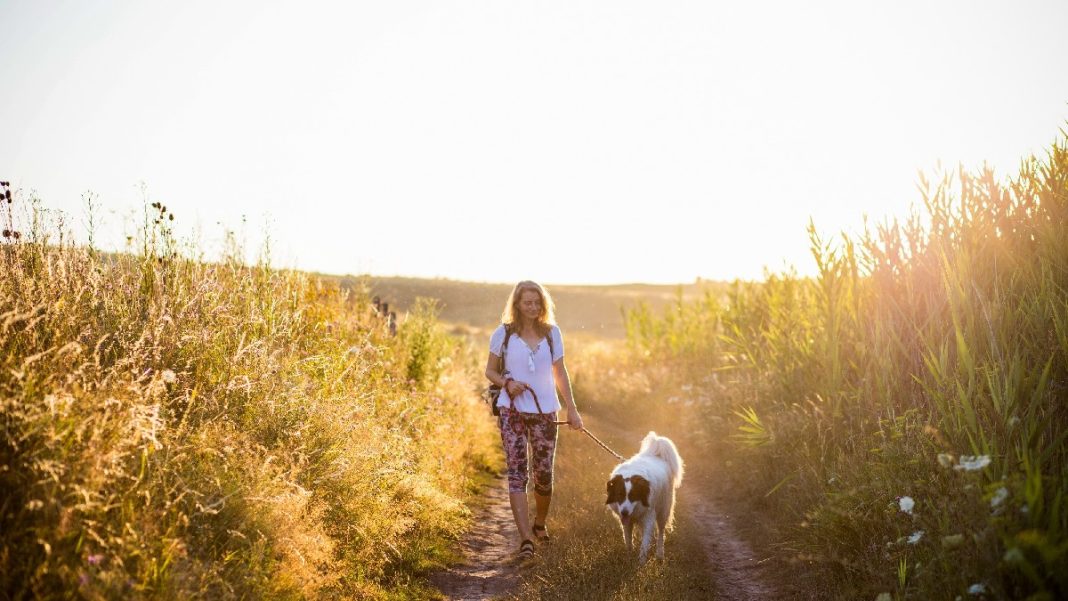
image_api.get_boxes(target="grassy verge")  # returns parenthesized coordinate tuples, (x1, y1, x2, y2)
(0, 193, 499, 599)
(577, 132, 1068, 599)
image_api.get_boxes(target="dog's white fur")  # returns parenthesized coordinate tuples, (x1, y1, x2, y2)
(605, 431, 684, 563)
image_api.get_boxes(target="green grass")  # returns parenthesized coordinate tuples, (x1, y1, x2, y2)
(590, 132, 1068, 599)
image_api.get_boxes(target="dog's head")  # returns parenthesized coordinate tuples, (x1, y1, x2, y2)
(605, 474, 650, 527)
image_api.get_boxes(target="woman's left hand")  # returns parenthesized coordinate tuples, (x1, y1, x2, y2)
(567, 408, 584, 431)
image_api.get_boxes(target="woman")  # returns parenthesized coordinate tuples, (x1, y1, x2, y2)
(485, 281, 583, 561)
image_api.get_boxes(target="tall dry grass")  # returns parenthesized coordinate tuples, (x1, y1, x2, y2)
(605, 134, 1068, 598)
(0, 191, 499, 599)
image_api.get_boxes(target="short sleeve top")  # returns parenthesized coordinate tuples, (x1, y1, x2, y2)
(489, 324, 564, 413)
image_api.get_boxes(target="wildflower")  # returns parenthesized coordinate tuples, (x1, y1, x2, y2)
(79, 572, 90, 586)
(898, 496, 915, 514)
(990, 487, 1008, 509)
(955, 455, 991, 471)
(161, 369, 177, 384)
(967, 583, 986, 595)
(87, 554, 104, 565)
(937, 453, 954, 468)
(907, 530, 924, 544)
(942, 534, 964, 548)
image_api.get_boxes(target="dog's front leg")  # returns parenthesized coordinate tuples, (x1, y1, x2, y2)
(637, 516, 655, 564)
(622, 520, 633, 552)
(656, 521, 666, 560)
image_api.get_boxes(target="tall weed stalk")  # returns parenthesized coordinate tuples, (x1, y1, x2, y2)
(608, 135, 1068, 598)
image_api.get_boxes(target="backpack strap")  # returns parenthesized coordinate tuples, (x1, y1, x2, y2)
(497, 324, 512, 375)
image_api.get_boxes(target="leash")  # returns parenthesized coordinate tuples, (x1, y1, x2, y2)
(554, 421, 626, 461)
(509, 383, 626, 461)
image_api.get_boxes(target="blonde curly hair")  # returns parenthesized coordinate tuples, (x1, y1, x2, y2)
(500, 280, 556, 336)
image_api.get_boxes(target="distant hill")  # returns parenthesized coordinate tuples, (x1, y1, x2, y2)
(327, 276, 727, 339)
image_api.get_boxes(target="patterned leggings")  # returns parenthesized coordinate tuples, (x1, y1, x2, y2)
(499, 408, 558, 495)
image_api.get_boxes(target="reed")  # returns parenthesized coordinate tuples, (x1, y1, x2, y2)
(602, 134, 1068, 598)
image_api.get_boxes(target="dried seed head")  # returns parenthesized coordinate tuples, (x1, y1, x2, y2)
(2, 229, 9, 237)
(12, 231, 20, 239)
(169, 214, 174, 221)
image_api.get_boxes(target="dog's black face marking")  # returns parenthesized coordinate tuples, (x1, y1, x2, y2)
(606, 474, 626, 504)
(628, 475, 650, 507)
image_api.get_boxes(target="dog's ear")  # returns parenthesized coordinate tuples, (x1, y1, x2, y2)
(628, 475, 651, 507)
(606, 475, 625, 504)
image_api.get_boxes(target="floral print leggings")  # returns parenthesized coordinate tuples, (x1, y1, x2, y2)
(499, 408, 558, 495)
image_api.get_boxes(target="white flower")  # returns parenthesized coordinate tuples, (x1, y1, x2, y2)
(907, 530, 924, 544)
(899, 496, 915, 514)
(968, 583, 987, 595)
(937, 453, 954, 468)
(161, 369, 177, 384)
(990, 487, 1009, 509)
(955, 455, 991, 471)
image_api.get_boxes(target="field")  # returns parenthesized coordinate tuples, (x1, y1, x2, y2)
(3, 129, 1067, 600)
(334, 275, 719, 340)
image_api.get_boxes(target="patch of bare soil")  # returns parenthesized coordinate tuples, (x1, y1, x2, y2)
(683, 487, 780, 601)
(429, 477, 523, 601)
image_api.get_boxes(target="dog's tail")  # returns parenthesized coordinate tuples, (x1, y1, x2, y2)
(640, 431, 684, 488)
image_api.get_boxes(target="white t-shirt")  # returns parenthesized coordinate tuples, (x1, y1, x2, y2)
(489, 324, 565, 413)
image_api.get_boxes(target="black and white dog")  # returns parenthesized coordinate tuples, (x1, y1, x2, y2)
(605, 431, 684, 563)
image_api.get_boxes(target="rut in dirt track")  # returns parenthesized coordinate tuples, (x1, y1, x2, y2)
(428, 478, 522, 601)
(683, 487, 778, 601)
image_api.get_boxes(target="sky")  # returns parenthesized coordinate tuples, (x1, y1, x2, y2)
(2, 0, 1067, 285)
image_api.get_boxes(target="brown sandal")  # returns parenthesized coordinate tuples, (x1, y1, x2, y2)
(517, 539, 535, 560)
(532, 523, 550, 542)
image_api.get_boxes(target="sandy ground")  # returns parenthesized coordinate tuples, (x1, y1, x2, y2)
(683, 488, 778, 600)
(427, 478, 523, 601)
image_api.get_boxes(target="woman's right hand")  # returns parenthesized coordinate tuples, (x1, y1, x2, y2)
(505, 379, 525, 398)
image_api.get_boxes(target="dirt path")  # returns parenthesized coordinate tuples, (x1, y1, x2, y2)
(430, 427, 783, 600)
(682, 487, 778, 600)
(428, 477, 522, 601)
